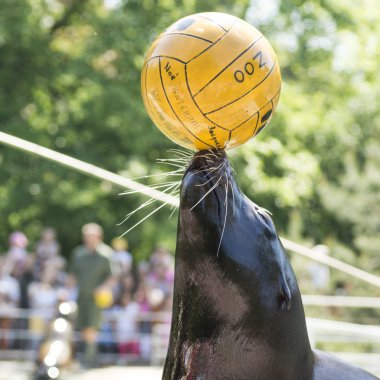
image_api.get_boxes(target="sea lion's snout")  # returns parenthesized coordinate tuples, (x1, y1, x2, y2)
(184, 149, 229, 183)
(181, 149, 232, 213)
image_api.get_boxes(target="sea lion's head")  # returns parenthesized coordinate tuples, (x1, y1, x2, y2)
(178, 149, 295, 315)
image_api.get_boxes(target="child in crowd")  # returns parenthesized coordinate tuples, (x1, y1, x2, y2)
(111, 237, 133, 275)
(110, 291, 140, 361)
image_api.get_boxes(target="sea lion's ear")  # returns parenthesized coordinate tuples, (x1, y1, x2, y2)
(279, 277, 292, 311)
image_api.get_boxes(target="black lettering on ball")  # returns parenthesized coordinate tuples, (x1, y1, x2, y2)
(234, 70, 245, 83)
(245, 62, 254, 75)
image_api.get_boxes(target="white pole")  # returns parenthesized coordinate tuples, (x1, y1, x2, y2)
(302, 295, 380, 308)
(0, 132, 179, 207)
(281, 237, 380, 288)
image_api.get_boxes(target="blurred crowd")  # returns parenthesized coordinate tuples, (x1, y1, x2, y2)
(0, 225, 174, 364)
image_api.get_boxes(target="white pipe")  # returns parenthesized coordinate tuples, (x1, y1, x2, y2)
(281, 237, 380, 288)
(302, 295, 380, 308)
(0, 132, 179, 207)
(306, 317, 380, 338)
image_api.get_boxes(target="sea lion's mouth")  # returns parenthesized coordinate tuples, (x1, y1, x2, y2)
(185, 149, 227, 172)
(185, 150, 233, 188)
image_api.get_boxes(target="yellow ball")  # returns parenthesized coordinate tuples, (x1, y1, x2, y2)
(141, 12, 281, 150)
(94, 288, 113, 309)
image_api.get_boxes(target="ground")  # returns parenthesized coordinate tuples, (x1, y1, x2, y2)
(1, 355, 380, 380)
(0, 362, 163, 380)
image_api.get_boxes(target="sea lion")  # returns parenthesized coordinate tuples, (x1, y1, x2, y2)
(162, 150, 378, 380)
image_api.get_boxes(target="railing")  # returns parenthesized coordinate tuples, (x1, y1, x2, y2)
(0, 307, 172, 366)
(1, 298, 380, 359)
(306, 316, 380, 376)
(302, 295, 380, 375)
(1, 299, 380, 375)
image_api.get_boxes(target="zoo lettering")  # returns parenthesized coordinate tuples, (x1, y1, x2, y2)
(234, 51, 267, 83)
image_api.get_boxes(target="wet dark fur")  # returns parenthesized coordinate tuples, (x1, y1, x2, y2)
(162, 150, 378, 380)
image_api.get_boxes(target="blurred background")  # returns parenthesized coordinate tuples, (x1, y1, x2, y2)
(0, 0, 379, 378)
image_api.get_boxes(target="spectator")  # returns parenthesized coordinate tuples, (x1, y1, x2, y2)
(111, 237, 133, 275)
(111, 291, 140, 362)
(69, 223, 115, 368)
(114, 272, 136, 304)
(28, 269, 59, 348)
(35, 228, 60, 280)
(16, 254, 35, 350)
(0, 259, 20, 306)
(134, 261, 153, 361)
(44, 255, 67, 288)
(0, 291, 14, 349)
(4, 231, 29, 273)
(147, 248, 174, 313)
(0, 258, 20, 349)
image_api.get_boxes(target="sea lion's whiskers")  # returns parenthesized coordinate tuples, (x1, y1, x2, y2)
(120, 202, 168, 237)
(168, 182, 181, 205)
(190, 176, 222, 211)
(118, 197, 157, 225)
(193, 161, 224, 176)
(128, 168, 183, 181)
(207, 149, 219, 159)
(167, 148, 193, 159)
(118, 151, 187, 237)
(157, 156, 189, 164)
(231, 174, 236, 217)
(191, 152, 217, 161)
(217, 173, 229, 257)
(119, 181, 181, 195)
(195, 160, 227, 187)
(120, 182, 180, 222)
(157, 158, 188, 164)
(168, 206, 178, 220)
(195, 175, 216, 187)
(120, 181, 180, 235)
(157, 152, 190, 171)
(168, 185, 181, 220)
(156, 160, 187, 169)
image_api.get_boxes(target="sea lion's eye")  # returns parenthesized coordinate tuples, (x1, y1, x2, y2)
(279, 281, 292, 311)
(263, 226, 276, 240)
(256, 209, 276, 240)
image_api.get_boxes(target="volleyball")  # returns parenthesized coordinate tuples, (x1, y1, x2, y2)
(141, 12, 281, 150)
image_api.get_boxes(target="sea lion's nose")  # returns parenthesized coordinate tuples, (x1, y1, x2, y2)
(187, 150, 226, 172)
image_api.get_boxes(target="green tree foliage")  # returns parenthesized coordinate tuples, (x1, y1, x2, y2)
(0, 0, 249, 259)
(237, 0, 380, 275)
(0, 0, 379, 281)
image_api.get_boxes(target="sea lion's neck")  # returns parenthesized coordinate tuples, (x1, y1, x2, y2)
(164, 221, 314, 380)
